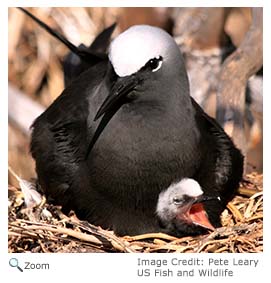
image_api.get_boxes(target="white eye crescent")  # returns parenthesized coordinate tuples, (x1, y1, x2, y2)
(145, 56, 163, 72)
(152, 59, 163, 72)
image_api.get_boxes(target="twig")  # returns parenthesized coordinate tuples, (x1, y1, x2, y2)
(238, 187, 260, 197)
(123, 232, 178, 242)
(227, 202, 243, 222)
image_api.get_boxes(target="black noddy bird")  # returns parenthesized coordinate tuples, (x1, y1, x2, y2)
(157, 178, 220, 236)
(30, 22, 244, 236)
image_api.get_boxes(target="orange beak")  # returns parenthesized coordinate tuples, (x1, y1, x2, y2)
(189, 203, 215, 231)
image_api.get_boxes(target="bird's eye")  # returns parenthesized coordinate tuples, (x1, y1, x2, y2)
(145, 56, 163, 72)
(173, 197, 183, 205)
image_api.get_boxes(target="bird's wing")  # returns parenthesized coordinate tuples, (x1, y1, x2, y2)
(191, 97, 243, 227)
(30, 60, 109, 211)
(63, 23, 116, 85)
(190, 97, 225, 132)
(18, 8, 115, 85)
(18, 7, 104, 62)
(191, 96, 243, 196)
(89, 23, 117, 53)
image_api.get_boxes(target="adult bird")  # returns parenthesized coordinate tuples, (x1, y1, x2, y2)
(30, 24, 243, 236)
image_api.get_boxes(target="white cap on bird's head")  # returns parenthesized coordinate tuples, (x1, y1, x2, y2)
(109, 25, 184, 77)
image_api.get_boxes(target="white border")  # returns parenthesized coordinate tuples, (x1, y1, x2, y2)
(4, 0, 266, 8)
(2, 1, 269, 283)
(0, 0, 8, 261)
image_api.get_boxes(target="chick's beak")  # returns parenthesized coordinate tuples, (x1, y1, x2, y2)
(177, 195, 217, 231)
(189, 202, 215, 231)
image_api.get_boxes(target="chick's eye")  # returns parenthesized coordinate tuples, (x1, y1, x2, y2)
(173, 197, 183, 205)
(146, 56, 163, 72)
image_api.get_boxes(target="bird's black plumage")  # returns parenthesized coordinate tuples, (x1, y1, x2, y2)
(63, 23, 116, 86)
(28, 17, 243, 236)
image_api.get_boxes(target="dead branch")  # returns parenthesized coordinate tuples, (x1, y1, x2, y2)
(216, 8, 263, 157)
(173, 8, 230, 49)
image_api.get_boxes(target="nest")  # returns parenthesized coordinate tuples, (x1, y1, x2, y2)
(8, 7, 263, 253)
(8, 173, 263, 253)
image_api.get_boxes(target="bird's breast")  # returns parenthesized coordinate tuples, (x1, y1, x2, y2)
(87, 115, 200, 209)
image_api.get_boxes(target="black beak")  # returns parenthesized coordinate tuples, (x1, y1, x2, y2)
(94, 75, 139, 121)
(194, 194, 221, 204)
(85, 75, 140, 158)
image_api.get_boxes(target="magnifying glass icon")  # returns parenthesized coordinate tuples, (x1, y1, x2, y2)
(9, 258, 23, 272)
